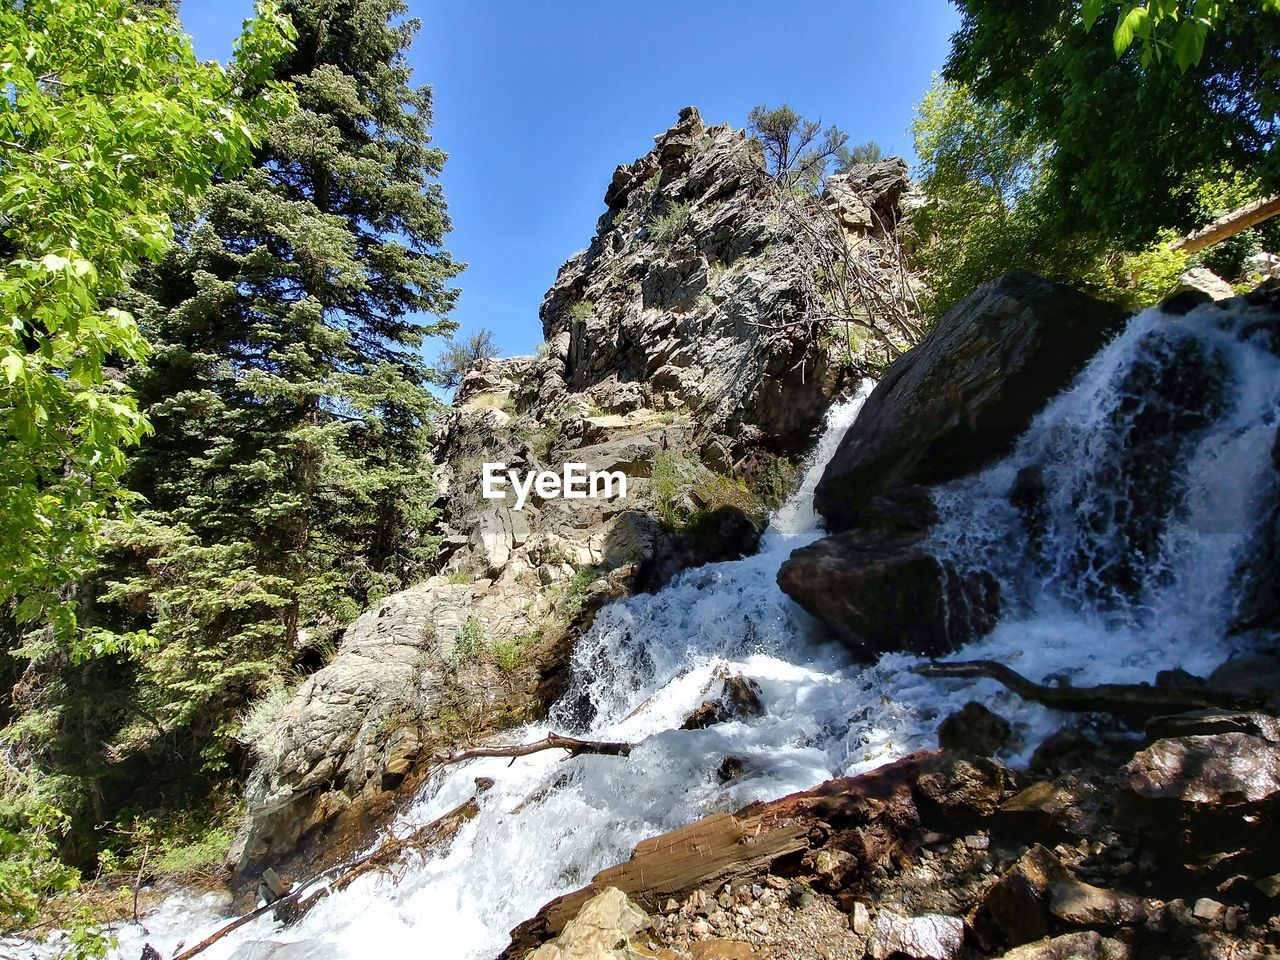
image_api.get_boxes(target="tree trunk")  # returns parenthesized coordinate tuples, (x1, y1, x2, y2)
(1172, 195, 1280, 255)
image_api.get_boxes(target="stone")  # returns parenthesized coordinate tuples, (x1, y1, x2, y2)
(234, 581, 473, 869)
(1206, 653, 1280, 707)
(971, 844, 1068, 948)
(1126, 733, 1280, 805)
(528, 887, 652, 960)
(1047, 877, 1149, 926)
(811, 848, 858, 891)
(850, 901, 872, 935)
(1192, 897, 1226, 922)
(996, 932, 1129, 960)
(1145, 708, 1280, 743)
(814, 271, 1126, 531)
(937, 702, 1013, 756)
(865, 909, 964, 960)
(681, 676, 765, 730)
(689, 941, 761, 960)
(1172, 267, 1236, 301)
(915, 755, 1010, 826)
(777, 531, 1000, 659)
(999, 781, 1085, 839)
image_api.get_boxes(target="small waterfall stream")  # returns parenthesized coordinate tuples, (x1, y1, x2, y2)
(102, 298, 1278, 960)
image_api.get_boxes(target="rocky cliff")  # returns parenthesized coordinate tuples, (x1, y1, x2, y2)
(230, 108, 922, 877)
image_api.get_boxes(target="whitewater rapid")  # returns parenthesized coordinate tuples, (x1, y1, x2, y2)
(78, 298, 1279, 960)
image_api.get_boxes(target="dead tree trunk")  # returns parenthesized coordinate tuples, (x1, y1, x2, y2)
(914, 660, 1264, 722)
(1172, 195, 1280, 256)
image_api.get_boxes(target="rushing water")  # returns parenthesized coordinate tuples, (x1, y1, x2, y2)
(42, 299, 1278, 960)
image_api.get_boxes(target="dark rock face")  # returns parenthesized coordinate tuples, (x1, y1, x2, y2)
(814, 272, 1127, 532)
(776, 531, 1000, 660)
(681, 675, 765, 730)
(937, 702, 1013, 757)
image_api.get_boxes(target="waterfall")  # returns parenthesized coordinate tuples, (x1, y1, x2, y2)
(98, 297, 1277, 960)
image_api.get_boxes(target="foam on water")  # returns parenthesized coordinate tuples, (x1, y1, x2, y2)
(68, 299, 1278, 960)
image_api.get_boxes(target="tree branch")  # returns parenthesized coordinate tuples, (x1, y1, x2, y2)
(914, 659, 1264, 722)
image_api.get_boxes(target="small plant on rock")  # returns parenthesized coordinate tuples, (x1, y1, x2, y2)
(648, 202, 692, 246)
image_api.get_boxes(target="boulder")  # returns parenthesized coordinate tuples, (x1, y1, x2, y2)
(1047, 877, 1151, 927)
(937, 702, 1013, 757)
(777, 531, 1000, 659)
(914, 755, 1010, 826)
(996, 932, 1129, 960)
(814, 272, 1126, 531)
(1172, 266, 1236, 301)
(971, 844, 1068, 948)
(681, 675, 764, 730)
(1125, 733, 1280, 805)
(865, 909, 964, 960)
(529, 887, 653, 960)
(234, 582, 473, 869)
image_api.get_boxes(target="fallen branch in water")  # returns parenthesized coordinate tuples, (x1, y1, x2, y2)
(914, 659, 1264, 722)
(154, 790, 487, 960)
(433, 733, 634, 768)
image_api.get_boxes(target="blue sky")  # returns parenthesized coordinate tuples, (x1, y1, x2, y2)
(179, 0, 960, 360)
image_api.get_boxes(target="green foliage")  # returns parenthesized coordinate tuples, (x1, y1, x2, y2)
(567, 299, 595, 327)
(562, 568, 597, 619)
(0, 0, 294, 645)
(438, 328, 499, 389)
(490, 634, 524, 673)
(838, 140, 885, 169)
(947, 0, 1280, 249)
(648, 203, 693, 247)
(1081, 0, 1280, 70)
(747, 104, 849, 192)
(454, 616, 486, 662)
(651, 450, 699, 528)
(446, 570, 472, 585)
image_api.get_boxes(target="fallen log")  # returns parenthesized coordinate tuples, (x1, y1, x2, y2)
(154, 790, 485, 960)
(914, 660, 1265, 722)
(499, 751, 937, 959)
(1172, 194, 1280, 256)
(432, 733, 634, 768)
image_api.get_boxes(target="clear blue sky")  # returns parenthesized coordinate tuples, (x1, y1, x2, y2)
(179, 0, 960, 360)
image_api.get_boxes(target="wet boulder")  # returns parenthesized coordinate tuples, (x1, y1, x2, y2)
(777, 531, 1000, 659)
(814, 271, 1126, 532)
(682, 675, 765, 730)
(938, 702, 1013, 757)
(1126, 733, 1280, 806)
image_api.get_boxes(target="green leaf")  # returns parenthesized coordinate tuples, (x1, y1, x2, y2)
(1, 353, 24, 384)
(1171, 18, 1206, 70)
(1113, 4, 1150, 56)
(1082, 0, 1105, 31)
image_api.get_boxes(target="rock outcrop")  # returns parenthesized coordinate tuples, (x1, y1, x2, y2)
(232, 109, 922, 877)
(813, 271, 1126, 533)
(780, 272, 1127, 656)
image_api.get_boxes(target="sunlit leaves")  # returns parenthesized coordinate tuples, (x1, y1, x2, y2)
(0, 0, 295, 646)
(1080, 0, 1280, 70)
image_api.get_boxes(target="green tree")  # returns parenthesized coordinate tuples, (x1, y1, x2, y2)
(0, 0, 294, 943)
(748, 104, 849, 191)
(439, 327, 500, 389)
(837, 140, 885, 170)
(946, 0, 1280, 249)
(97, 0, 461, 777)
(1083, 0, 1280, 70)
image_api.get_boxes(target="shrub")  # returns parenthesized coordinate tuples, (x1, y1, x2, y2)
(490, 634, 524, 673)
(648, 202, 692, 246)
(567, 300, 594, 328)
(453, 616, 486, 662)
(651, 450, 699, 527)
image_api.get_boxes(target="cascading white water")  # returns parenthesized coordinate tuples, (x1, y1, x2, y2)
(94, 298, 1277, 960)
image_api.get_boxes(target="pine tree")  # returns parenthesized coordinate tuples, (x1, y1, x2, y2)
(99, 0, 460, 767)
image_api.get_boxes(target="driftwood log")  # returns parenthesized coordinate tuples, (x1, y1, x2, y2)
(432, 734, 633, 768)
(914, 660, 1264, 722)
(1172, 194, 1280, 256)
(155, 793, 483, 960)
(499, 751, 937, 958)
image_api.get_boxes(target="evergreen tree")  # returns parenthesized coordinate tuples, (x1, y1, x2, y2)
(99, 0, 460, 770)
